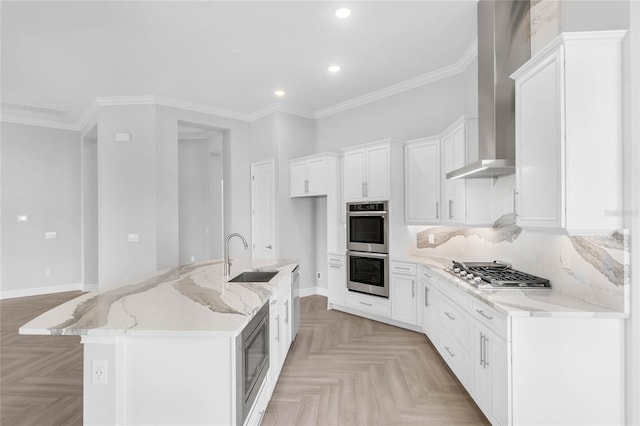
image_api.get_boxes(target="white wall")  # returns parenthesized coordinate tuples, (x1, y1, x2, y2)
(249, 112, 317, 290)
(1, 123, 82, 295)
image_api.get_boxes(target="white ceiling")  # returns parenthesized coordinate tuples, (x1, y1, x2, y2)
(1, 1, 477, 126)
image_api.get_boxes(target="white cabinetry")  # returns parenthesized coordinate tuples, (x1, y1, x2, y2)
(327, 253, 346, 307)
(511, 31, 625, 233)
(405, 137, 440, 223)
(269, 277, 292, 387)
(343, 140, 401, 202)
(405, 118, 493, 225)
(440, 117, 493, 225)
(290, 153, 337, 197)
(390, 262, 417, 325)
(421, 267, 439, 344)
(470, 300, 508, 426)
(441, 121, 467, 224)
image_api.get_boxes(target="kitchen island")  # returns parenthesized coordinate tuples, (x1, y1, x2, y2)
(20, 258, 298, 426)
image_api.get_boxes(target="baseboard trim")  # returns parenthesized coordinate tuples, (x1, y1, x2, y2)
(299, 286, 328, 298)
(0, 283, 86, 300)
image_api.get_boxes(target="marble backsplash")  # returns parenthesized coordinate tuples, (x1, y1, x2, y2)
(410, 214, 628, 312)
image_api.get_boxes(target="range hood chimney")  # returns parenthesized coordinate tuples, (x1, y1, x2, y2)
(447, 0, 531, 180)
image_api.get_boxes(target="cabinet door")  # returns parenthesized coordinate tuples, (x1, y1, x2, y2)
(327, 261, 345, 306)
(306, 157, 326, 195)
(442, 126, 466, 224)
(290, 161, 308, 197)
(515, 50, 563, 228)
(422, 270, 438, 344)
(473, 324, 508, 426)
(406, 140, 440, 223)
(280, 290, 292, 360)
(365, 144, 390, 200)
(343, 149, 366, 202)
(391, 273, 417, 324)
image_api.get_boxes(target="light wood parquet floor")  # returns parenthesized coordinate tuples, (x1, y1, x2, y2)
(1, 291, 84, 426)
(263, 296, 490, 426)
(1, 292, 488, 426)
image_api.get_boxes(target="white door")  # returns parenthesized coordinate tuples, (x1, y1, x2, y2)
(251, 160, 276, 259)
(343, 149, 366, 202)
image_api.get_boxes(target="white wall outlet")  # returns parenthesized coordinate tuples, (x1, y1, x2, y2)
(44, 231, 57, 240)
(190, 256, 195, 262)
(92, 360, 108, 385)
(44, 268, 52, 277)
(127, 233, 139, 242)
(317, 272, 321, 280)
(428, 234, 435, 244)
(17, 214, 29, 222)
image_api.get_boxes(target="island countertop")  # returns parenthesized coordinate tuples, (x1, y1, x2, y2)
(19, 258, 298, 338)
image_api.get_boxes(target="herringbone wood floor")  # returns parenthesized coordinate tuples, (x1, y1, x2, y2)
(1, 293, 488, 426)
(263, 296, 489, 426)
(1, 291, 84, 426)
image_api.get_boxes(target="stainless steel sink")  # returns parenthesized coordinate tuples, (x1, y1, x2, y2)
(228, 271, 278, 283)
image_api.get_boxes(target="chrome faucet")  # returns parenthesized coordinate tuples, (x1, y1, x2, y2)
(224, 233, 248, 276)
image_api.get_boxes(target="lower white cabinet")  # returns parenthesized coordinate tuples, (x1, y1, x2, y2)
(472, 323, 508, 426)
(421, 267, 439, 345)
(345, 290, 391, 317)
(391, 261, 417, 325)
(327, 254, 346, 307)
(269, 278, 292, 388)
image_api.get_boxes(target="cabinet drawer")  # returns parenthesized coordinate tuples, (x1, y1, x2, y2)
(391, 261, 417, 275)
(438, 328, 471, 390)
(471, 299, 507, 339)
(435, 278, 472, 310)
(328, 254, 345, 266)
(437, 294, 471, 351)
(345, 291, 391, 317)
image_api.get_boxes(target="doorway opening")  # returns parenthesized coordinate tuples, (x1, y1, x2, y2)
(177, 121, 225, 264)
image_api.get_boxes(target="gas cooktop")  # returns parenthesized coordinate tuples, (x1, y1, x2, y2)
(445, 260, 551, 289)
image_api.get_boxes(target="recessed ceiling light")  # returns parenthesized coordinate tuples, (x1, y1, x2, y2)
(328, 65, 341, 73)
(274, 89, 286, 97)
(335, 8, 351, 19)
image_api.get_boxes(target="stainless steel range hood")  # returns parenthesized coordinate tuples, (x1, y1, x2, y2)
(447, 0, 530, 180)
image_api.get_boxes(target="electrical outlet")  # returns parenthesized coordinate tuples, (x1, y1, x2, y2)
(44, 268, 52, 277)
(428, 234, 435, 244)
(92, 360, 108, 385)
(127, 233, 139, 242)
(317, 272, 321, 280)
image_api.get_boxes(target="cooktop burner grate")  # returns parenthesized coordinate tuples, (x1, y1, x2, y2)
(448, 260, 551, 289)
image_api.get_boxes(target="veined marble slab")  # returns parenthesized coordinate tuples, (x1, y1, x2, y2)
(19, 259, 298, 337)
(396, 255, 627, 319)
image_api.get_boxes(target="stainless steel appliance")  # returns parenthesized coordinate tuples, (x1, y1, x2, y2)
(235, 301, 269, 425)
(347, 251, 389, 298)
(445, 260, 551, 289)
(291, 265, 300, 340)
(347, 202, 388, 253)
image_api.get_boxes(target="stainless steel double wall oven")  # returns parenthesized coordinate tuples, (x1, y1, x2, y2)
(346, 201, 389, 298)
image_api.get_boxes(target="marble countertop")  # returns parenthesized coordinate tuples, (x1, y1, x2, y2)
(394, 255, 626, 318)
(19, 259, 298, 338)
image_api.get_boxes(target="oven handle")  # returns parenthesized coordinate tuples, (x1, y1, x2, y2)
(347, 251, 388, 259)
(347, 211, 388, 216)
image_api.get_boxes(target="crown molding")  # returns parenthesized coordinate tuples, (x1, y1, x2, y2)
(247, 103, 315, 121)
(0, 114, 79, 131)
(5, 40, 478, 130)
(314, 39, 478, 119)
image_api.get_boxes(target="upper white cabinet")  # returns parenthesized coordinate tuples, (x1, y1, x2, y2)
(343, 140, 401, 202)
(405, 137, 440, 223)
(405, 117, 493, 225)
(511, 31, 625, 234)
(290, 153, 337, 197)
(441, 120, 469, 224)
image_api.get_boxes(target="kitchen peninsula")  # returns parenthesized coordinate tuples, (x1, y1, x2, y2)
(19, 258, 299, 426)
